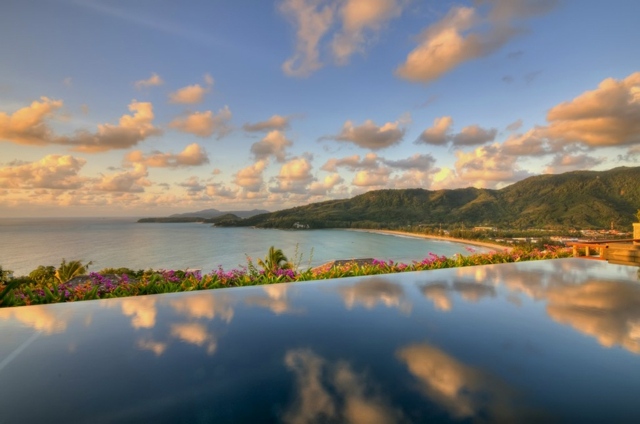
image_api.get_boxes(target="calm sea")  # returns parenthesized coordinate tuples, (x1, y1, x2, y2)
(0, 218, 489, 276)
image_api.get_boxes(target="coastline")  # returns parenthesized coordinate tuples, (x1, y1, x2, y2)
(348, 229, 513, 252)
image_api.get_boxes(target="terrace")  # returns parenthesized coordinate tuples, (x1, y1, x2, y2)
(1, 258, 640, 423)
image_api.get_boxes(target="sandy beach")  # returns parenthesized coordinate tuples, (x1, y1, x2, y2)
(349, 229, 513, 252)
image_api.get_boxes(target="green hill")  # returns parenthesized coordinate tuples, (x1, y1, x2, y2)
(219, 166, 640, 229)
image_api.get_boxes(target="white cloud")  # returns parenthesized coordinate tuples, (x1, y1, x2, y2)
(308, 173, 344, 195)
(271, 156, 314, 194)
(169, 106, 232, 138)
(352, 167, 391, 187)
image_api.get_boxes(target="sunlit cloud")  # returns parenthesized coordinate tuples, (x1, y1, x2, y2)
(0, 305, 69, 334)
(0, 97, 63, 146)
(338, 278, 411, 313)
(328, 119, 405, 150)
(321, 153, 379, 172)
(94, 163, 151, 193)
(170, 293, 234, 322)
(243, 114, 291, 132)
(168, 74, 214, 104)
(126, 143, 209, 168)
(234, 159, 268, 192)
(271, 156, 314, 194)
(415, 116, 453, 146)
(169, 106, 232, 138)
(134, 72, 164, 89)
(543, 153, 604, 174)
(452, 124, 497, 147)
(352, 167, 391, 187)
(308, 173, 344, 195)
(251, 130, 293, 162)
(0, 155, 86, 189)
(59, 100, 162, 153)
(332, 0, 404, 64)
(279, 0, 335, 77)
(396, 0, 558, 83)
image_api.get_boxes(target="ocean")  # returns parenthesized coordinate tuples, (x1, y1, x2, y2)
(0, 218, 490, 276)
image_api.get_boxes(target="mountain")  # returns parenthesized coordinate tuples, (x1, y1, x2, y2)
(169, 208, 269, 219)
(138, 209, 269, 223)
(217, 167, 640, 229)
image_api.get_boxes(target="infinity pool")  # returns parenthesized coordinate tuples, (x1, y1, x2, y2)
(1, 258, 639, 423)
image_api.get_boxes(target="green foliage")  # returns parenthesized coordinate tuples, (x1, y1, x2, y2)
(55, 259, 92, 284)
(217, 167, 640, 229)
(29, 266, 56, 285)
(2, 246, 573, 308)
(257, 246, 292, 275)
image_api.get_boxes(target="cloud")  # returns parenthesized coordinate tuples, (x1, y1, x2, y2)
(321, 153, 379, 171)
(352, 167, 391, 187)
(396, 0, 558, 83)
(545, 72, 640, 147)
(279, 0, 335, 77)
(243, 114, 291, 132)
(332, 0, 404, 64)
(271, 156, 314, 194)
(308, 173, 344, 195)
(178, 176, 206, 194)
(206, 182, 238, 198)
(415, 116, 453, 145)
(338, 278, 411, 312)
(0, 155, 86, 189)
(59, 100, 162, 153)
(382, 153, 436, 170)
(284, 348, 402, 424)
(169, 74, 214, 104)
(94, 163, 150, 192)
(329, 119, 405, 150)
(234, 160, 268, 192)
(170, 293, 234, 322)
(126, 143, 209, 168)
(169, 107, 232, 138)
(543, 153, 604, 174)
(0, 97, 64, 146)
(250, 130, 293, 162)
(121, 297, 157, 329)
(506, 119, 523, 132)
(453, 143, 533, 188)
(170, 322, 217, 354)
(134, 72, 164, 89)
(452, 125, 497, 146)
(397, 343, 519, 421)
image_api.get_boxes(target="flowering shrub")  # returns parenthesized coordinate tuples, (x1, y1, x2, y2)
(0, 246, 571, 308)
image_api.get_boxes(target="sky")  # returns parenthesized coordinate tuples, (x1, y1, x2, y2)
(1, 0, 639, 217)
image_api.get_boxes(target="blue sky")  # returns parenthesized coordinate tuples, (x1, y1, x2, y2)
(1, 0, 639, 216)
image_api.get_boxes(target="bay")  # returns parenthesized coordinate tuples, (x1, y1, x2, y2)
(0, 218, 490, 276)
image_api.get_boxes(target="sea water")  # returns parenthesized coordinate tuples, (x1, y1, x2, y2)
(0, 218, 490, 276)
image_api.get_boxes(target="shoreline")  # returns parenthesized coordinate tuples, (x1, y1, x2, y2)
(348, 229, 513, 252)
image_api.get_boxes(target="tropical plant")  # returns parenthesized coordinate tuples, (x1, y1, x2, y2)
(257, 246, 291, 275)
(637, 209, 640, 222)
(29, 265, 56, 285)
(55, 259, 92, 284)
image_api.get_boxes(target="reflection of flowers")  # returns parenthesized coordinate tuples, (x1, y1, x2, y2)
(397, 343, 523, 421)
(284, 349, 403, 424)
(338, 278, 412, 313)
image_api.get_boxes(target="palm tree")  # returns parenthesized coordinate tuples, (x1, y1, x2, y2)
(55, 259, 92, 284)
(257, 246, 291, 275)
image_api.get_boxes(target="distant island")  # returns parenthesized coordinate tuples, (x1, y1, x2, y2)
(138, 208, 269, 223)
(213, 166, 640, 230)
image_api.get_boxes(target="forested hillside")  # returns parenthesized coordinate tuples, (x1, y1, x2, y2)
(219, 167, 640, 229)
